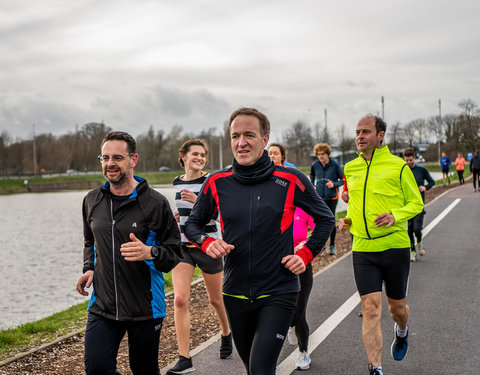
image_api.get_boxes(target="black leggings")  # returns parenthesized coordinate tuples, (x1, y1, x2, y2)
(408, 211, 425, 251)
(223, 293, 298, 375)
(324, 199, 338, 246)
(84, 312, 162, 375)
(457, 170, 465, 184)
(290, 265, 313, 352)
(473, 169, 480, 190)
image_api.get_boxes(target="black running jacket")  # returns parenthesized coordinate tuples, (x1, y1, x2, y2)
(185, 151, 335, 299)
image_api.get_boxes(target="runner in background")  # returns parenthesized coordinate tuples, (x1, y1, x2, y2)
(168, 139, 232, 375)
(470, 150, 480, 192)
(268, 142, 315, 371)
(310, 143, 343, 255)
(403, 148, 435, 262)
(455, 153, 466, 185)
(440, 152, 451, 186)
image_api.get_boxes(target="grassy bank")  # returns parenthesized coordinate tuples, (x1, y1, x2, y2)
(0, 171, 183, 195)
(2, 163, 464, 195)
(0, 268, 201, 361)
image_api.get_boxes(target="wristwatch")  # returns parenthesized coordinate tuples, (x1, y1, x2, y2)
(150, 245, 159, 260)
(197, 235, 206, 246)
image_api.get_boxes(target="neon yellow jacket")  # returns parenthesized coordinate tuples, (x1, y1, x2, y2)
(345, 145, 424, 252)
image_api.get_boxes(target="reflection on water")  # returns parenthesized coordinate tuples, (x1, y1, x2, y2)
(0, 186, 176, 329)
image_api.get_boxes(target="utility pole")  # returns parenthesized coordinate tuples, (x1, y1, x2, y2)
(438, 99, 442, 162)
(381, 96, 385, 119)
(324, 109, 327, 132)
(32, 124, 37, 176)
(323, 109, 328, 142)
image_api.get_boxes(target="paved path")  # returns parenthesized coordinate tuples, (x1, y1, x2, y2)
(162, 183, 480, 374)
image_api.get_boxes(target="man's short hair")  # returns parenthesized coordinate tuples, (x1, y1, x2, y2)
(178, 139, 209, 168)
(229, 108, 270, 136)
(102, 131, 136, 153)
(313, 143, 332, 156)
(403, 148, 415, 158)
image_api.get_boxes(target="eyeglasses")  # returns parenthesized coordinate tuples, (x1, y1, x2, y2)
(316, 152, 327, 156)
(97, 153, 134, 163)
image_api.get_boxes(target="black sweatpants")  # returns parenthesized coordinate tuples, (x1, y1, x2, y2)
(223, 293, 298, 375)
(473, 169, 480, 190)
(457, 170, 465, 184)
(84, 312, 163, 375)
(408, 211, 425, 251)
(324, 199, 338, 247)
(290, 264, 313, 352)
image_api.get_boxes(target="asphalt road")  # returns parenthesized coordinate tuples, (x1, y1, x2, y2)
(162, 183, 480, 374)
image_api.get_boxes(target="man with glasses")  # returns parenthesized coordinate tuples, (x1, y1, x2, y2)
(76, 131, 181, 375)
(310, 142, 343, 255)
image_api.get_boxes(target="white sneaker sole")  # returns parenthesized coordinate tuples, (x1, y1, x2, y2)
(295, 362, 311, 370)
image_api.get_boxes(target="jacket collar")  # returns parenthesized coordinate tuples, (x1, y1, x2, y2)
(101, 175, 147, 198)
(232, 150, 276, 185)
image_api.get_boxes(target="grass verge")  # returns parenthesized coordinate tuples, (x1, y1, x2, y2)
(0, 267, 202, 361)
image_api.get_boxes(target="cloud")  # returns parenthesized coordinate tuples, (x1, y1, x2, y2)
(1, 0, 479, 141)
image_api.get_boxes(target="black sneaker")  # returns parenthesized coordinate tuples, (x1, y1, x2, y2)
(368, 363, 381, 375)
(220, 333, 233, 359)
(166, 355, 195, 374)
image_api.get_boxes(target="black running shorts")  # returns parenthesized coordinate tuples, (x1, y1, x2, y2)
(179, 244, 223, 274)
(352, 248, 410, 300)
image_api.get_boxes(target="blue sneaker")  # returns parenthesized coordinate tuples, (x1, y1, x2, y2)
(329, 245, 336, 255)
(391, 323, 408, 360)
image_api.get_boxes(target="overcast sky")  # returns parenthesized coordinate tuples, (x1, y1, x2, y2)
(1, 0, 479, 143)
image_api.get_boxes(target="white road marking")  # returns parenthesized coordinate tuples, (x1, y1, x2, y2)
(422, 198, 461, 237)
(276, 292, 360, 374)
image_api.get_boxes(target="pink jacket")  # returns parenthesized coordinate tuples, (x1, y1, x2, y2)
(293, 207, 315, 247)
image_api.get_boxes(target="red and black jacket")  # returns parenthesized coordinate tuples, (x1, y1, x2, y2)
(185, 151, 335, 299)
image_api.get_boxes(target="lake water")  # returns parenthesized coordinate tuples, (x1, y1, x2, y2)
(0, 172, 441, 329)
(0, 186, 176, 330)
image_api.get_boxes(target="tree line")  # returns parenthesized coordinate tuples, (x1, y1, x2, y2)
(1, 99, 478, 176)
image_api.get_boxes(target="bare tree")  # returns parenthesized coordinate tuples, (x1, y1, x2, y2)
(403, 121, 417, 147)
(283, 120, 315, 166)
(387, 122, 404, 154)
(0, 131, 10, 175)
(457, 99, 480, 152)
(410, 118, 427, 144)
(336, 124, 355, 165)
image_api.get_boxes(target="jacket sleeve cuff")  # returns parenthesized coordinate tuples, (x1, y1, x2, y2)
(296, 245, 314, 266)
(200, 237, 216, 253)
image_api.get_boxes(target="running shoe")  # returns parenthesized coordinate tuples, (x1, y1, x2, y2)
(368, 364, 382, 375)
(410, 251, 417, 262)
(417, 242, 425, 256)
(391, 323, 408, 361)
(295, 351, 311, 370)
(287, 326, 297, 345)
(220, 333, 233, 359)
(166, 355, 195, 374)
(329, 245, 336, 255)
